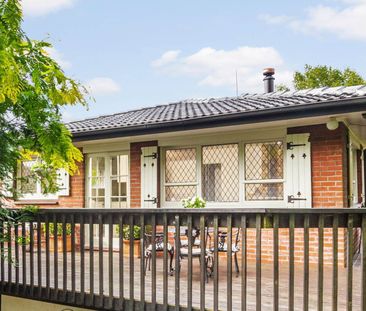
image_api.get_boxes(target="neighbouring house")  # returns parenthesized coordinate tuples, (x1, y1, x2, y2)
(13, 70, 366, 265)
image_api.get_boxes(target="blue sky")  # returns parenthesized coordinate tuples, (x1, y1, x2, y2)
(23, 0, 366, 121)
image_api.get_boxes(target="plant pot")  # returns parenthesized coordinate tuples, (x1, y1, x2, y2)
(49, 235, 72, 252)
(123, 239, 141, 258)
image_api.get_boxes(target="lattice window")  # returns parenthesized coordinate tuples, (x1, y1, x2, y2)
(202, 144, 239, 202)
(244, 142, 284, 201)
(164, 148, 197, 202)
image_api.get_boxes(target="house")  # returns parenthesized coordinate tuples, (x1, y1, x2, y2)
(14, 70, 366, 264)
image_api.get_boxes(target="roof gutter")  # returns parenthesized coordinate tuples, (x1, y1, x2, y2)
(71, 96, 366, 142)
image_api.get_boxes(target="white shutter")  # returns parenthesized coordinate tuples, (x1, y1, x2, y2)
(1, 172, 13, 198)
(141, 146, 158, 208)
(57, 168, 70, 196)
(286, 133, 312, 208)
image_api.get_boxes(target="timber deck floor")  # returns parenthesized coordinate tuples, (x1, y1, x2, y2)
(3, 250, 362, 311)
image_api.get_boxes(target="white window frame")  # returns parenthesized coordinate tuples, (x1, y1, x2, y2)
(243, 141, 285, 204)
(161, 137, 287, 208)
(85, 151, 130, 209)
(17, 159, 58, 201)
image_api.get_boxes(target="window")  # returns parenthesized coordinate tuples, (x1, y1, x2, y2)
(202, 144, 239, 202)
(162, 140, 284, 206)
(164, 148, 197, 202)
(87, 153, 129, 208)
(244, 142, 284, 200)
(17, 159, 68, 200)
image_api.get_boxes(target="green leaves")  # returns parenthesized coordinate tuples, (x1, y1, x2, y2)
(294, 65, 366, 90)
(0, 0, 88, 203)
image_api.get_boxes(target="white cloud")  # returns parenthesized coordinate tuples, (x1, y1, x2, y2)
(152, 47, 293, 92)
(44, 47, 72, 69)
(86, 77, 121, 95)
(261, 0, 366, 41)
(151, 50, 181, 67)
(22, 0, 75, 16)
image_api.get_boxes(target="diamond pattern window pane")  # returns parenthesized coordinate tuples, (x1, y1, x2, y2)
(165, 148, 196, 183)
(202, 144, 239, 202)
(245, 142, 283, 180)
(165, 186, 196, 202)
(20, 160, 37, 193)
(245, 183, 283, 200)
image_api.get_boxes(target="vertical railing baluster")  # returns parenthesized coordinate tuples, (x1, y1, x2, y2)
(361, 214, 366, 311)
(256, 214, 262, 311)
(213, 215, 219, 311)
(289, 214, 295, 311)
(303, 215, 310, 311)
(227, 215, 233, 311)
(347, 214, 353, 311)
(98, 214, 104, 307)
(273, 214, 279, 311)
(45, 215, 50, 299)
(14, 223, 19, 294)
(318, 214, 324, 311)
(332, 215, 338, 311)
(163, 214, 168, 310)
(30, 220, 34, 296)
(89, 214, 94, 304)
(62, 214, 67, 299)
(241, 215, 247, 311)
(200, 215, 205, 311)
(7, 221, 13, 293)
(21, 222, 26, 294)
(151, 214, 157, 309)
(36, 216, 41, 297)
(129, 215, 134, 310)
(108, 215, 114, 304)
(80, 214, 85, 304)
(119, 215, 124, 308)
(140, 214, 145, 309)
(71, 214, 76, 303)
(187, 214, 193, 311)
(53, 214, 58, 300)
(174, 215, 180, 311)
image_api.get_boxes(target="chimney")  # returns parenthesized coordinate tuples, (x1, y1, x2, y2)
(263, 68, 275, 93)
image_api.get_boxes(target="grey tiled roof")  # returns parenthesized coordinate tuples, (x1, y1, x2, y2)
(67, 85, 366, 135)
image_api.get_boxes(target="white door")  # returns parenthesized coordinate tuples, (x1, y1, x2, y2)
(286, 133, 312, 208)
(141, 146, 158, 208)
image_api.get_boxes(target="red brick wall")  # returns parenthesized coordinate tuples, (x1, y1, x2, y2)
(130, 141, 158, 208)
(288, 123, 348, 208)
(245, 228, 345, 265)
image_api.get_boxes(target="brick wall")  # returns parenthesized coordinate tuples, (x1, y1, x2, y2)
(130, 141, 158, 208)
(288, 123, 348, 208)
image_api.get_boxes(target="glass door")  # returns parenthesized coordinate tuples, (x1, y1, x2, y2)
(86, 153, 129, 249)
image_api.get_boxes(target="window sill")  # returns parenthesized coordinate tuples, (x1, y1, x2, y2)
(14, 199, 59, 205)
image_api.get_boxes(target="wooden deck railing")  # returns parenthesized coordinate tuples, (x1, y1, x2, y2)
(0, 208, 366, 311)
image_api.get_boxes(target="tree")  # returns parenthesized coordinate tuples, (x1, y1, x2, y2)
(0, 0, 88, 203)
(293, 65, 366, 90)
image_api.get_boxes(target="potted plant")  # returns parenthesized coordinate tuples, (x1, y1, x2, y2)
(43, 223, 72, 252)
(182, 196, 206, 242)
(182, 196, 206, 209)
(116, 224, 142, 257)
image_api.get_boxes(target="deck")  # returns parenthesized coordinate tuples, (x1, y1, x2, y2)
(3, 250, 362, 311)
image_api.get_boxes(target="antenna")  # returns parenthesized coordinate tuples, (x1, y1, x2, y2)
(235, 70, 239, 96)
